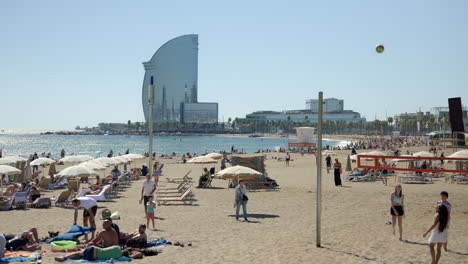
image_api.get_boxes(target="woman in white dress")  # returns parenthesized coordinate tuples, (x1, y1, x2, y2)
(423, 204, 449, 264)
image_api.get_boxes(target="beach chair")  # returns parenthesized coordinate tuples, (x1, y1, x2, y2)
(32, 197, 51, 208)
(158, 181, 191, 191)
(53, 190, 73, 207)
(201, 176, 213, 188)
(77, 188, 91, 197)
(453, 174, 468, 184)
(166, 170, 192, 183)
(156, 189, 196, 205)
(48, 176, 68, 190)
(86, 184, 111, 201)
(12, 191, 29, 209)
(0, 197, 14, 211)
(157, 183, 192, 196)
(400, 174, 433, 184)
(37, 178, 51, 189)
(68, 180, 80, 193)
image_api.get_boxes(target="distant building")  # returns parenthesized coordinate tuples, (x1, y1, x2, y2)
(394, 112, 435, 123)
(246, 98, 364, 123)
(246, 110, 365, 123)
(142, 34, 218, 124)
(431, 107, 468, 120)
(305, 98, 343, 112)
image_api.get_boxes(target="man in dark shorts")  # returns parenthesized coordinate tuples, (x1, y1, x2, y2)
(325, 155, 332, 174)
(72, 197, 98, 241)
(140, 174, 155, 217)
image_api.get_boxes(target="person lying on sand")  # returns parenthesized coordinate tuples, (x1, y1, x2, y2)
(55, 245, 129, 262)
(4, 228, 41, 251)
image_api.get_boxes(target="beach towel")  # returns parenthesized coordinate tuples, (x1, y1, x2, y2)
(48, 225, 95, 242)
(0, 251, 42, 263)
(64, 256, 132, 263)
(146, 239, 168, 249)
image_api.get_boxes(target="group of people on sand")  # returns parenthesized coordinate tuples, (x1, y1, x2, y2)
(389, 186, 452, 264)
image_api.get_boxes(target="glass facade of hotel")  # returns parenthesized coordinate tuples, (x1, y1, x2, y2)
(142, 35, 199, 123)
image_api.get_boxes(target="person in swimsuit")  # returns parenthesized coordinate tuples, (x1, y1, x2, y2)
(54, 245, 129, 262)
(390, 184, 404, 240)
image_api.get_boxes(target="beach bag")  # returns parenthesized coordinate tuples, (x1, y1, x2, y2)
(339, 168, 343, 174)
(242, 194, 249, 201)
(100, 209, 112, 220)
(110, 211, 120, 220)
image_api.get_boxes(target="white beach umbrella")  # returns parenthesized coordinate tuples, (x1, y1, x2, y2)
(366, 151, 386, 156)
(389, 155, 413, 163)
(80, 161, 107, 171)
(60, 155, 93, 163)
(447, 150, 468, 159)
(30, 157, 56, 166)
(88, 159, 109, 167)
(3, 156, 27, 162)
(188, 156, 217, 164)
(0, 165, 21, 193)
(114, 156, 131, 163)
(214, 165, 262, 179)
(205, 153, 223, 160)
(123, 153, 145, 160)
(412, 151, 435, 158)
(57, 165, 99, 178)
(0, 158, 16, 165)
(94, 157, 120, 166)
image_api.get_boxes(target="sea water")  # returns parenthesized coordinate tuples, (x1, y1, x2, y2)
(0, 134, 350, 158)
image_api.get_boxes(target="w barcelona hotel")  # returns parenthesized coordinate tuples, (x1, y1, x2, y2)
(142, 34, 218, 124)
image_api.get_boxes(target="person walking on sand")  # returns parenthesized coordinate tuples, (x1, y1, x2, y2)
(423, 204, 449, 264)
(325, 155, 332, 174)
(390, 184, 404, 241)
(234, 180, 249, 221)
(436, 191, 451, 251)
(140, 174, 156, 218)
(285, 152, 290, 166)
(333, 159, 342, 186)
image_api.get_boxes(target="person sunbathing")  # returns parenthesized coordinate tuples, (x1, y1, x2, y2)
(3, 184, 18, 196)
(124, 224, 147, 241)
(86, 220, 119, 248)
(55, 245, 129, 262)
(4, 229, 41, 251)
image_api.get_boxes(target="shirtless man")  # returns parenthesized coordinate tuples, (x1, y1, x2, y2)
(124, 224, 147, 241)
(87, 220, 119, 248)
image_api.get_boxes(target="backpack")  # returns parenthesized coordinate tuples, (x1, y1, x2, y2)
(100, 209, 112, 220)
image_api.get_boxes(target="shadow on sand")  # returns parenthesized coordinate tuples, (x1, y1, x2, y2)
(228, 213, 279, 219)
(320, 246, 380, 263)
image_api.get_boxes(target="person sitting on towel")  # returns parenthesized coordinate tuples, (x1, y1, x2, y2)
(86, 220, 119, 248)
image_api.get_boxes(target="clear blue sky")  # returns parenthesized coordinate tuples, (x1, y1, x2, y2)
(1, 0, 467, 129)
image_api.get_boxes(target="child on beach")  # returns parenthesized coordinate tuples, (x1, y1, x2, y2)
(146, 195, 156, 230)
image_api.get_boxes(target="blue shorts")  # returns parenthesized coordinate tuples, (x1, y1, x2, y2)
(83, 247, 95, 260)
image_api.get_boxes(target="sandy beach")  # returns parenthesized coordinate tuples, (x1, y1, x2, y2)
(1, 146, 467, 264)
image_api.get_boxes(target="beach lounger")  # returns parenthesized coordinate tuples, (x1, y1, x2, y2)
(77, 188, 91, 197)
(53, 190, 73, 207)
(68, 180, 80, 193)
(200, 176, 213, 188)
(157, 184, 192, 196)
(86, 184, 111, 201)
(399, 174, 433, 184)
(12, 191, 28, 209)
(32, 197, 51, 208)
(453, 174, 468, 184)
(166, 170, 192, 183)
(0, 197, 14, 211)
(37, 178, 51, 189)
(156, 189, 196, 205)
(47, 176, 68, 190)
